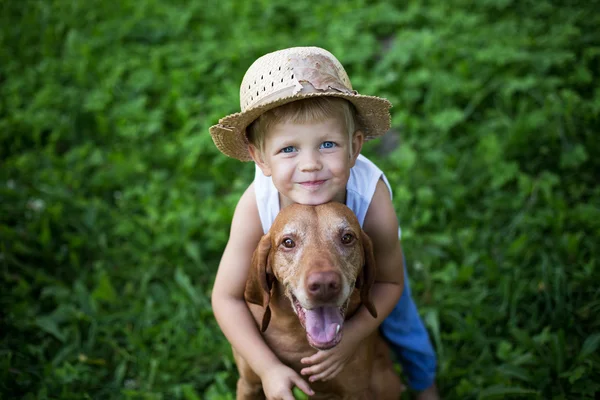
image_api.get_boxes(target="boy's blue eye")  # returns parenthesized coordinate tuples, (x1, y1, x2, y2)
(321, 141, 336, 149)
(281, 146, 296, 153)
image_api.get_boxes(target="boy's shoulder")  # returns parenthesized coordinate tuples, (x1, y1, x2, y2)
(230, 181, 265, 238)
(234, 181, 259, 216)
(353, 154, 382, 171)
(348, 154, 386, 192)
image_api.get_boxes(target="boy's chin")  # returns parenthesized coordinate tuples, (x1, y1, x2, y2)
(295, 196, 338, 206)
(284, 194, 335, 207)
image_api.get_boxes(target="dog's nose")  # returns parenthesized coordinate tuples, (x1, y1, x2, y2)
(306, 271, 342, 301)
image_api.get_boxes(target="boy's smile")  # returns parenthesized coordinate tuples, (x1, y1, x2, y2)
(299, 180, 326, 189)
(250, 117, 363, 208)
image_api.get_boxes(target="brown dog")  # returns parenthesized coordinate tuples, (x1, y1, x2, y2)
(234, 202, 403, 399)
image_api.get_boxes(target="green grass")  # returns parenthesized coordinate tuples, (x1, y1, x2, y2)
(1, 0, 599, 398)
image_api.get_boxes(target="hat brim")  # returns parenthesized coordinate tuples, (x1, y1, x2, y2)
(210, 92, 392, 161)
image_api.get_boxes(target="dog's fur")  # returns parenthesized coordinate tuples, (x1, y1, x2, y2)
(233, 203, 403, 399)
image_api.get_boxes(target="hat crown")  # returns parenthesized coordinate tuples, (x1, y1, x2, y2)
(210, 46, 392, 162)
(240, 47, 353, 111)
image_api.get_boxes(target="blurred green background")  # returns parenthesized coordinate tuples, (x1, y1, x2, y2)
(1, 0, 599, 398)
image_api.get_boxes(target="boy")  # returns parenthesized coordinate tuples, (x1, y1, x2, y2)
(211, 47, 438, 399)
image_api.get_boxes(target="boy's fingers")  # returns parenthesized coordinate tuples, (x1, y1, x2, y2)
(308, 363, 338, 382)
(322, 365, 344, 381)
(301, 350, 325, 364)
(301, 358, 333, 376)
(292, 376, 314, 397)
(300, 365, 315, 376)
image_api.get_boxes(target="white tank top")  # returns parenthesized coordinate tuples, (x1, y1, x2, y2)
(254, 154, 402, 237)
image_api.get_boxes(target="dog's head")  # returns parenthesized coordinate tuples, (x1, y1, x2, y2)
(245, 202, 377, 350)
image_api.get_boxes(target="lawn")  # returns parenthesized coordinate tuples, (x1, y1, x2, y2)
(1, 0, 599, 398)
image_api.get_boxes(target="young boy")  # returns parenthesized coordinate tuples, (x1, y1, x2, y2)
(210, 47, 438, 399)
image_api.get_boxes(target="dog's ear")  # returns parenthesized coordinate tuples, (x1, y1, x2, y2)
(357, 230, 378, 318)
(245, 233, 275, 332)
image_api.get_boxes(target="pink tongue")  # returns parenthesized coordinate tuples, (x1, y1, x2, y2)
(305, 306, 343, 344)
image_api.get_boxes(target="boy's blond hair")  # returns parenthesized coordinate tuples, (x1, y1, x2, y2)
(247, 97, 357, 155)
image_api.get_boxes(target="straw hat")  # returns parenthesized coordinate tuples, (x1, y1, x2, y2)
(209, 46, 392, 161)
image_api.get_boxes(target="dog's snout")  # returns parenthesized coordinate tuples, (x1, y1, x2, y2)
(306, 271, 342, 302)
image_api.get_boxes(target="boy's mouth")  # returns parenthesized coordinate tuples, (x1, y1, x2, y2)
(299, 180, 326, 189)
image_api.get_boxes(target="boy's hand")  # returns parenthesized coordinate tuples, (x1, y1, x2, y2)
(260, 364, 314, 400)
(299, 334, 358, 382)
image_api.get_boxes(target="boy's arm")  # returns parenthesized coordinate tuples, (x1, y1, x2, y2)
(212, 183, 313, 398)
(301, 179, 404, 381)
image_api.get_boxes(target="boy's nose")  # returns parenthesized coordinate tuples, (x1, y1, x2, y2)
(299, 151, 322, 172)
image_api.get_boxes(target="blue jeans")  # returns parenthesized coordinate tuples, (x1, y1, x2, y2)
(379, 261, 437, 391)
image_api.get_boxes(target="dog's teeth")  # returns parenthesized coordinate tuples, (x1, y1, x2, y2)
(336, 324, 340, 334)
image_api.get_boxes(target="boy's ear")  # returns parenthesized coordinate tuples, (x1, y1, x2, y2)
(248, 144, 272, 177)
(350, 130, 365, 167)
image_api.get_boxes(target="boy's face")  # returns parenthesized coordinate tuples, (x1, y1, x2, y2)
(250, 117, 363, 207)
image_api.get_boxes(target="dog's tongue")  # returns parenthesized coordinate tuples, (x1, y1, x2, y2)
(305, 306, 343, 345)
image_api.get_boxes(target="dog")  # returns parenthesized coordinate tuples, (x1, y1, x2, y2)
(234, 202, 403, 399)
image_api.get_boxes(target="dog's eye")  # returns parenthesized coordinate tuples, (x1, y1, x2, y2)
(341, 233, 354, 244)
(282, 238, 295, 248)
